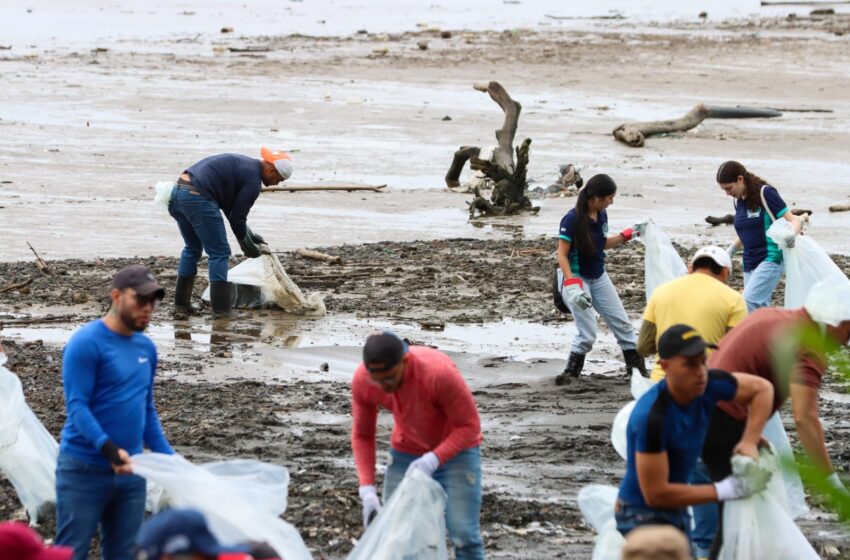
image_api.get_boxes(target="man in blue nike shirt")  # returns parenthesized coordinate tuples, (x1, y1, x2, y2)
(56, 265, 175, 560)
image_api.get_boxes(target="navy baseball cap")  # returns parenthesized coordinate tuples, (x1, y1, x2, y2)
(362, 331, 409, 372)
(134, 509, 250, 560)
(657, 324, 717, 359)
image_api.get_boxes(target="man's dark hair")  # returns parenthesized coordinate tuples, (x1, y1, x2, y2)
(692, 256, 724, 276)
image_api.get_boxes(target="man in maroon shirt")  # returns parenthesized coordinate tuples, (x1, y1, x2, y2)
(351, 332, 484, 560)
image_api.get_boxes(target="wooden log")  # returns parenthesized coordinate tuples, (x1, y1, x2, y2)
(446, 146, 482, 188)
(473, 81, 521, 172)
(26, 241, 53, 275)
(705, 214, 734, 226)
(0, 278, 32, 294)
(830, 204, 850, 213)
(706, 106, 782, 119)
(613, 103, 710, 148)
(263, 184, 386, 193)
(295, 248, 342, 264)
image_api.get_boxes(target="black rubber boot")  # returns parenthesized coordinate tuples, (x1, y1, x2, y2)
(209, 280, 233, 319)
(173, 275, 199, 316)
(623, 349, 647, 377)
(555, 352, 585, 385)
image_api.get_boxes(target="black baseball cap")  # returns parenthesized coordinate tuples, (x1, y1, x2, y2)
(112, 265, 165, 299)
(657, 324, 717, 359)
(363, 331, 409, 372)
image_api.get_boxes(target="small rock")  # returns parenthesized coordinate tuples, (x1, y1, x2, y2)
(822, 545, 840, 557)
(440, 30, 452, 39)
(356, 29, 368, 34)
(220, 26, 234, 33)
(698, 11, 707, 18)
(442, 115, 451, 121)
(417, 40, 429, 50)
(319, 363, 329, 372)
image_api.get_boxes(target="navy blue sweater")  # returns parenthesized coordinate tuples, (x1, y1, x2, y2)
(59, 320, 174, 466)
(185, 153, 263, 239)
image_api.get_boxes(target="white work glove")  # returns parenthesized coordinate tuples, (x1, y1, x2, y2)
(714, 456, 772, 501)
(405, 451, 440, 479)
(780, 230, 796, 249)
(632, 220, 648, 238)
(359, 485, 382, 528)
(563, 278, 593, 310)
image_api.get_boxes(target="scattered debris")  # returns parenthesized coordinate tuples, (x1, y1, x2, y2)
(417, 40, 429, 50)
(830, 204, 850, 213)
(295, 249, 342, 265)
(221, 27, 234, 33)
(26, 242, 52, 275)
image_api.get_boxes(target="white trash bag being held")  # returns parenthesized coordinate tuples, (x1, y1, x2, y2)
(577, 485, 624, 560)
(719, 451, 819, 560)
(0, 353, 59, 525)
(611, 372, 656, 461)
(132, 453, 311, 560)
(153, 181, 174, 207)
(639, 220, 688, 303)
(347, 469, 448, 560)
(762, 413, 808, 519)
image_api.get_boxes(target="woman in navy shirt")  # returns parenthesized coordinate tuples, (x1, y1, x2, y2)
(715, 161, 801, 312)
(555, 174, 646, 384)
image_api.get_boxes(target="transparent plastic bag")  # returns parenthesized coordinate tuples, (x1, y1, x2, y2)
(347, 469, 448, 560)
(202, 254, 326, 315)
(577, 485, 623, 560)
(762, 413, 808, 519)
(0, 353, 60, 525)
(611, 373, 655, 461)
(639, 220, 688, 302)
(767, 221, 847, 308)
(719, 450, 819, 560)
(132, 453, 311, 560)
(153, 181, 173, 207)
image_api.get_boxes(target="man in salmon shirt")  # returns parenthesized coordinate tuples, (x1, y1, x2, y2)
(351, 331, 484, 560)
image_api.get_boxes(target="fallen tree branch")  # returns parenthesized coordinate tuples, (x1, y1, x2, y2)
(0, 278, 32, 294)
(613, 103, 710, 147)
(26, 241, 53, 275)
(295, 248, 342, 264)
(830, 204, 850, 213)
(263, 184, 386, 193)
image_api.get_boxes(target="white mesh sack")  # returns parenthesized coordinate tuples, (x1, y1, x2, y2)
(347, 469, 448, 560)
(0, 353, 60, 525)
(132, 453, 311, 560)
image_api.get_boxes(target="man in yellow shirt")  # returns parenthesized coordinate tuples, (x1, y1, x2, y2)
(635, 245, 747, 559)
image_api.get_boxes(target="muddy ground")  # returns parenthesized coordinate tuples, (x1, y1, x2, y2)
(2, 239, 850, 558)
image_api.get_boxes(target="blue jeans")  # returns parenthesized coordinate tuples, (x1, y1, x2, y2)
(689, 460, 717, 558)
(168, 185, 231, 282)
(615, 500, 690, 540)
(560, 272, 637, 355)
(384, 447, 485, 560)
(742, 260, 782, 313)
(55, 454, 147, 560)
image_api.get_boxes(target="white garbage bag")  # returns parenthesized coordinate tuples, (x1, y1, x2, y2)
(153, 180, 173, 207)
(0, 353, 59, 526)
(719, 451, 819, 560)
(639, 220, 688, 302)
(762, 413, 808, 519)
(577, 485, 623, 560)
(347, 469, 448, 560)
(145, 458, 290, 518)
(202, 254, 326, 315)
(612, 372, 656, 461)
(132, 453, 311, 560)
(767, 221, 848, 308)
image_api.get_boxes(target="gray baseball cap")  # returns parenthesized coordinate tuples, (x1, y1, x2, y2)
(112, 265, 165, 299)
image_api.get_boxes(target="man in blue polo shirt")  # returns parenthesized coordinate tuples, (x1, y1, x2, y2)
(616, 324, 774, 538)
(56, 265, 175, 560)
(168, 147, 293, 316)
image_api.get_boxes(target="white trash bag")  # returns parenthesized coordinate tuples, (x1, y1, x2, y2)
(611, 372, 656, 461)
(132, 453, 311, 560)
(767, 220, 848, 308)
(347, 469, 448, 560)
(153, 180, 173, 207)
(577, 485, 623, 560)
(719, 451, 819, 560)
(762, 413, 808, 519)
(0, 353, 59, 525)
(639, 219, 688, 302)
(202, 254, 326, 315)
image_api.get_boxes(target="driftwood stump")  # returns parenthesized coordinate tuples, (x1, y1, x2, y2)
(446, 82, 538, 218)
(613, 103, 711, 148)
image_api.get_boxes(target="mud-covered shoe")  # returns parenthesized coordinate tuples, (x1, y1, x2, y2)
(555, 352, 585, 385)
(173, 275, 200, 317)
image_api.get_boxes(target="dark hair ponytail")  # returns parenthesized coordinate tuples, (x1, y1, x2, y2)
(716, 160, 768, 212)
(573, 174, 617, 255)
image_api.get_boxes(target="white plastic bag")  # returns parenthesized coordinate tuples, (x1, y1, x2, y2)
(145, 458, 290, 517)
(202, 254, 326, 315)
(153, 181, 173, 207)
(719, 451, 819, 560)
(577, 485, 623, 560)
(639, 220, 688, 302)
(0, 353, 60, 525)
(762, 413, 808, 519)
(347, 469, 448, 560)
(611, 373, 656, 461)
(767, 221, 848, 308)
(132, 453, 311, 560)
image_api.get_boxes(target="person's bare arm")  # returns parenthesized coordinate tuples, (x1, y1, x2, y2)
(636, 452, 718, 508)
(730, 372, 774, 459)
(790, 383, 833, 473)
(557, 239, 573, 280)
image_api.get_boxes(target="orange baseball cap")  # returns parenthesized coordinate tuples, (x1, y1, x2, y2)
(260, 147, 293, 180)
